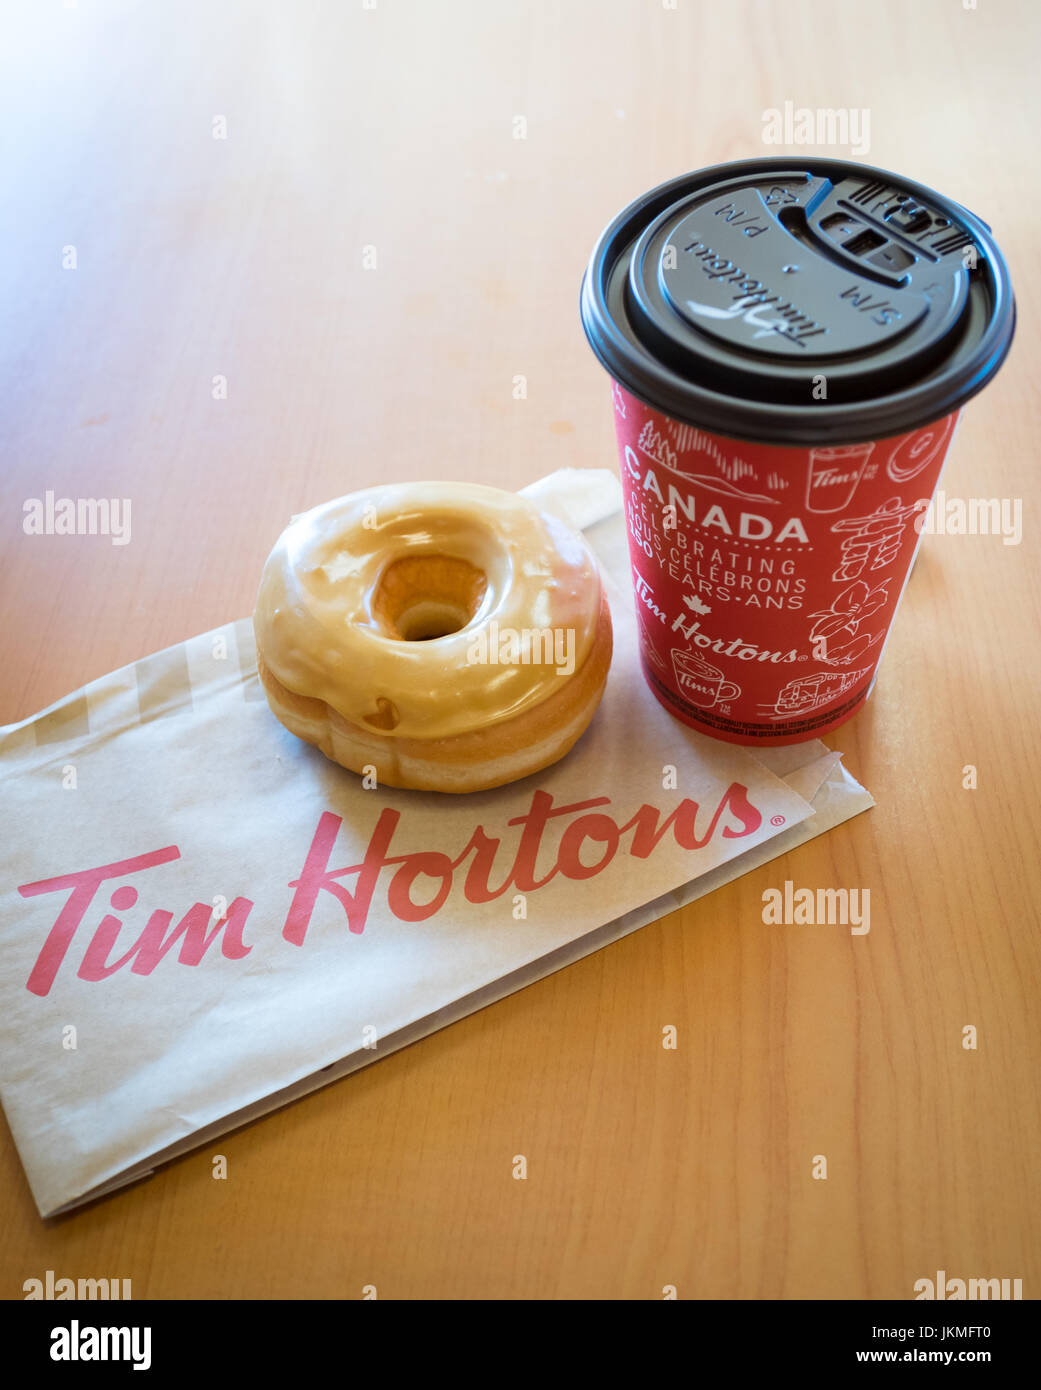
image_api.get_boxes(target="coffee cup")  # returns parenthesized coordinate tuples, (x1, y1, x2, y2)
(581, 158, 1015, 744)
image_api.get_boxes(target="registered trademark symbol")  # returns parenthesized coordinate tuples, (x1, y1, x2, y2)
(770, 814, 786, 826)
(798, 654, 808, 661)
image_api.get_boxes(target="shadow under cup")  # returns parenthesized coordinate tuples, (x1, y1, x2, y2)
(581, 158, 1016, 745)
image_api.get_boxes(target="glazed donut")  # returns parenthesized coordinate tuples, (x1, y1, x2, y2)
(252, 482, 613, 792)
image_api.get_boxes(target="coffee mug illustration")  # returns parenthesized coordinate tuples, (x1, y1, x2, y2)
(670, 649, 741, 709)
(805, 443, 875, 514)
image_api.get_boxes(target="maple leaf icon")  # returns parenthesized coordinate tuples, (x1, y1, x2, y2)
(683, 594, 712, 615)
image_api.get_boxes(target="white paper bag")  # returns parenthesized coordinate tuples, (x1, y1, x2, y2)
(0, 470, 872, 1215)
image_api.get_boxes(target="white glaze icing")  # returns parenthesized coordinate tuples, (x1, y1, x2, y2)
(253, 481, 603, 739)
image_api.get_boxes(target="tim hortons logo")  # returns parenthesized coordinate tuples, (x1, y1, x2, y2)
(17, 784, 765, 997)
(670, 608, 800, 663)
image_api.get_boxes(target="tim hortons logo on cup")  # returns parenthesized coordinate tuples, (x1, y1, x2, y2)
(17, 784, 766, 998)
(670, 607, 801, 665)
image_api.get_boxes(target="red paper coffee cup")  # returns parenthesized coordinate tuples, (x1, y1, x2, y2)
(581, 159, 1015, 744)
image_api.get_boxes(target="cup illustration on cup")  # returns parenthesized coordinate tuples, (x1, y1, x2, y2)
(670, 649, 741, 710)
(805, 443, 875, 514)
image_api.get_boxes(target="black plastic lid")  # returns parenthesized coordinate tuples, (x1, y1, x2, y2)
(580, 158, 1016, 446)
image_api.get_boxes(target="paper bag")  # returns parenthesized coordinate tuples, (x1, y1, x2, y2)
(0, 470, 872, 1215)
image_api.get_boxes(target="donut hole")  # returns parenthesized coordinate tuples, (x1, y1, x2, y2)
(374, 555, 487, 642)
(395, 600, 473, 642)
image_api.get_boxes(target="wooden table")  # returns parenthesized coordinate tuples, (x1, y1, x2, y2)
(2, 0, 1038, 1300)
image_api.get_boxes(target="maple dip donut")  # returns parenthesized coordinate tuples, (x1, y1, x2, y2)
(252, 482, 613, 793)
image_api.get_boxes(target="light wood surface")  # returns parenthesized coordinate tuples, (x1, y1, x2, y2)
(2, 0, 1039, 1300)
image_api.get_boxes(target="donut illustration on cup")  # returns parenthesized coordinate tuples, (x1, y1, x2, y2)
(885, 413, 956, 483)
(670, 649, 741, 710)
